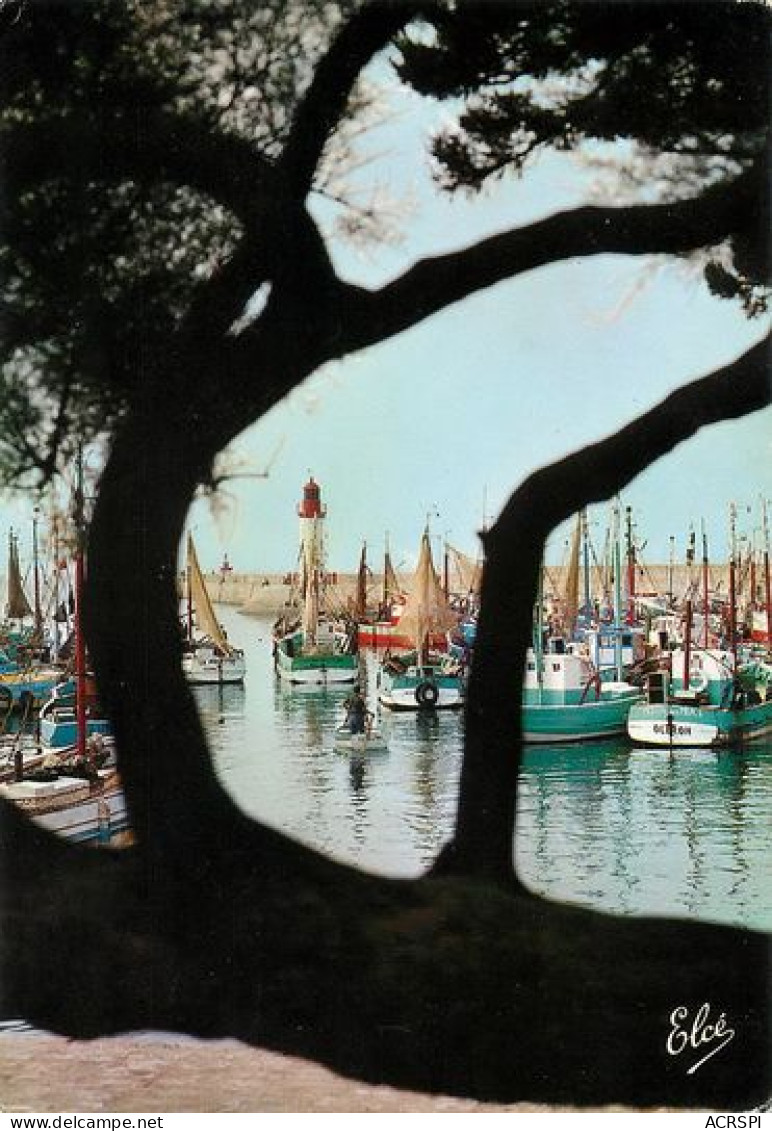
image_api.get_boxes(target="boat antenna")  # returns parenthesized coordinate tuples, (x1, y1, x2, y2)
(763, 497, 772, 649)
(74, 442, 87, 761)
(701, 520, 710, 649)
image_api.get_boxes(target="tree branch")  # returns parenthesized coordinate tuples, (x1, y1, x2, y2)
(279, 0, 428, 198)
(440, 331, 770, 882)
(336, 161, 767, 353)
(0, 110, 275, 230)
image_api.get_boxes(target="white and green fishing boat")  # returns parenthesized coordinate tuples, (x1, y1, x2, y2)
(627, 647, 772, 748)
(378, 529, 464, 711)
(629, 533, 772, 748)
(523, 502, 642, 743)
(274, 477, 359, 686)
(522, 640, 643, 743)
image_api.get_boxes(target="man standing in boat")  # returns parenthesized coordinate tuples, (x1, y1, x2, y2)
(343, 685, 368, 734)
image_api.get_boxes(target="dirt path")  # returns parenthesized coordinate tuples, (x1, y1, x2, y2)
(0, 1035, 671, 1113)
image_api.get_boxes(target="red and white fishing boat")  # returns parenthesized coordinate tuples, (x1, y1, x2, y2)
(357, 537, 449, 650)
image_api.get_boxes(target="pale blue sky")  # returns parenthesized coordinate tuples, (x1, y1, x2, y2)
(2, 64, 770, 582)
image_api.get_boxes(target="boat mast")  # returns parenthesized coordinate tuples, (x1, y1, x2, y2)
(683, 597, 692, 691)
(728, 503, 738, 670)
(51, 503, 60, 663)
(74, 444, 87, 761)
(382, 532, 390, 610)
(625, 505, 635, 626)
(535, 560, 544, 694)
(763, 497, 772, 649)
(581, 509, 591, 624)
(185, 536, 194, 643)
(612, 499, 623, 680)
(32, 505, 42, 642)
(701, 520, 710, 650)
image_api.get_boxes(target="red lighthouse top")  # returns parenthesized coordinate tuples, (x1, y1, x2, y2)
(297, 476, 326, 518)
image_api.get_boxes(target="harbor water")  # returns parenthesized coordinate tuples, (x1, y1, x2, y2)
(202, 606, 772, 933)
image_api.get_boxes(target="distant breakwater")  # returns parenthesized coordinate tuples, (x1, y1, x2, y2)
(204, 563, 740, 617)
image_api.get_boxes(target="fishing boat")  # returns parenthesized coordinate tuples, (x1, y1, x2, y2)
(0, 532, 61, 706)
(333, 723, 388, 754)
(183, 534, 246, 685)
(378, 529, 464, 711)
(38, 676, 114, 752)
(1, 766, 127, 843)
(357, 535, 407, 647)
(627, 594, 772, 748)
(0, 450, 127, 843)
(274, 477, 359, 685)
(627, 648, 772, 748)
(522, 639, 643, 743)
(522, 503, 642, 742)
(749, 499, 771, 645)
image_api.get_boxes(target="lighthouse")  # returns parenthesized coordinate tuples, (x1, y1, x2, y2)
(297, 476, 326, 596)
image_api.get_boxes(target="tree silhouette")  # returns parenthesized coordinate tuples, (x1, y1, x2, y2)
(1, 0, 770, 1110)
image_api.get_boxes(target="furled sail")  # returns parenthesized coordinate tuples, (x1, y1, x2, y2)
(5, 534, 32, 621)
(398, 530, 457, 651)
(187, 535, 233, 654)
(561, 513, 581, 638)
(354, 543, 368, 619)
(446, 543, 482, 597)
(383, 546, 402, 605)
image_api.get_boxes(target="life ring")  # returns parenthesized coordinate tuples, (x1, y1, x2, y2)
(415, 680, 440, 708)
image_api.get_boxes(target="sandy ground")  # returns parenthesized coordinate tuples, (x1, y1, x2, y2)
(0, 1034, 679, 1114)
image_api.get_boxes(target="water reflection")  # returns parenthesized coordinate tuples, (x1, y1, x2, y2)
(204, 608, 772, 929)
(517, 741, 772, 928)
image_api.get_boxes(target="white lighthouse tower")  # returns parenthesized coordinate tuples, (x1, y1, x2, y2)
(297, 475, 326, 597)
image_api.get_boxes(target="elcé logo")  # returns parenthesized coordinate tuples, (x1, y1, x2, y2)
(666, 1002, 736, 1075)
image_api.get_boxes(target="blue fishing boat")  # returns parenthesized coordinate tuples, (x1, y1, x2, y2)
(0, 657, 62, 709)
(38, 678, 113, 752)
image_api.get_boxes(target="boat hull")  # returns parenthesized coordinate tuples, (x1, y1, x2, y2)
(333, 728, 388, 753)
(183, 649, 246, 685)
(0, 669, 61, 707)
(522, 691, 642, 743)
(627, 700, 772, 748)
(377, 661, 464, 711)
(357, 622, 447, 650)
(275, 640, 358, 685)
(1, 771, 127, 844)
(39, 712, 113, 751)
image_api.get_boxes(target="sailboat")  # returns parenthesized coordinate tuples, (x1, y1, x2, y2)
(377, 529, 464, 711)
(274, 477, 359, 685)
(356, 535, 409, 647)
(0, 531, 61, 707)
(182, 534, 246, 685)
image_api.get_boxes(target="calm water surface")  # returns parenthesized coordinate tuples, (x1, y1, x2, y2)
(203, 606, 772, 932)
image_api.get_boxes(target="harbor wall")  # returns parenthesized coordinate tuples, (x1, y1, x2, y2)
(205, 563, 741, 616)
